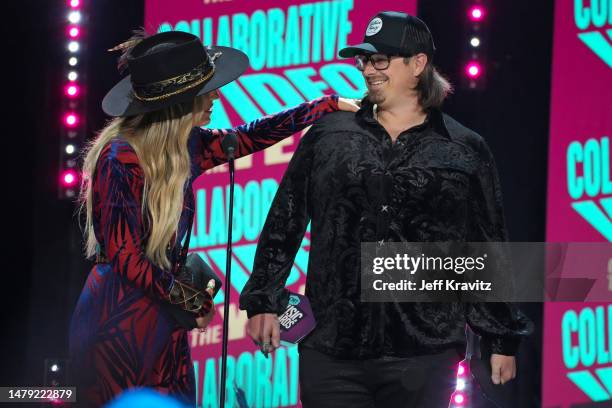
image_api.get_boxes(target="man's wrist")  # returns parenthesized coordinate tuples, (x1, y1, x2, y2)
(481, 335, 520, 357)
(246, 309, 275, 319)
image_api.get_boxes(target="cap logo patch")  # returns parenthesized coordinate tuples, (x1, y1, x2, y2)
(365, 17, 383, 36)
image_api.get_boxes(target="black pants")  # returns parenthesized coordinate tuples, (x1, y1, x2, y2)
(299, 347, 463, 408)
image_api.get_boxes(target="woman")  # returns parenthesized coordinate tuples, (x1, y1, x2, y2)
(69, 30, 357, 406)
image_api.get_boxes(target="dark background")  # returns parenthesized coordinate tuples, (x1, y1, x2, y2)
(4, 0, 550, 406)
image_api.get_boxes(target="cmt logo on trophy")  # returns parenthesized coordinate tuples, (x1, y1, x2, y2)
(567, 136, 612, 241)
(575, 0, 612, 68)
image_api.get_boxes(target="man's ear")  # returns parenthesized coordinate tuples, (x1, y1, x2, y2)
(413, 53, 428, 77)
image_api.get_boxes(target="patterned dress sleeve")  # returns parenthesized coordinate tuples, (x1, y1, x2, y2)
(189, 94, 339, 174)
(96, 148, 211, 316)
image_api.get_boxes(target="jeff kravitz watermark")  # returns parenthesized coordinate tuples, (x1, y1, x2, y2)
(370, 252, 493, 293)
(361, 242, 612, 303)
(372, 279, 492, 292)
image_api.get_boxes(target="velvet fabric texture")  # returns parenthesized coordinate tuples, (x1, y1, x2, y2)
(240, 100, 533, 359)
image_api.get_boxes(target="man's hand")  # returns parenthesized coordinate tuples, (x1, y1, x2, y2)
(246, 313, 281, 353)
(490, 354, 516, 385)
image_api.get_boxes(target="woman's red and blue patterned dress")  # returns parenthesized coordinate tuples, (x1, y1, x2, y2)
(69, 96, 339, 407)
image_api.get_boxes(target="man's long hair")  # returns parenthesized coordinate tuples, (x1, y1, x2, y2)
(408, 58, 453, 109)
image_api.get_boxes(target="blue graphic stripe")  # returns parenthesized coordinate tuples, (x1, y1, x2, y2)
(578, 31, 612, 68)
(596, 367, 612, 396)
(572, 200, 612, 241)
(599, 197, 612, 220)
(567, 370, 611, 401)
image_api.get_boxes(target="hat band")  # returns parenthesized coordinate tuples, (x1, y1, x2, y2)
(132, 60, 215, 102)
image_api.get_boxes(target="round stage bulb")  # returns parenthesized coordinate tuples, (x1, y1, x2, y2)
(68, 11, 81, 24)
(457, 363, 465, 376)
(469, 6, 485, 21)
(61, 170, 78, 187)
(68, 41, 79, 53)
(70, 0, 80, 7)
(465, 62, 482, 78)
(68, 27, 80, 38)
(65, 84, 79, 97)
(456, 378, 466, 391)
(66, 144, 76, 154)
(65, 113, 78, 127)
(50, 364, 59, 372)
(470, 37, 480, 47)
(69, 57, 78, 66)
(63, 173, 75, 185)
(68, 71, 78, 81)
(453, 393, 465, 405)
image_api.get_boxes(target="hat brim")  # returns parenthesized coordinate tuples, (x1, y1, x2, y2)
(338, 43, 380, 58)
(102, 46, 249, 117)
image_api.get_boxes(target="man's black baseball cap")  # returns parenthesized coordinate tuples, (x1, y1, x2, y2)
(338, 11, 435, 59)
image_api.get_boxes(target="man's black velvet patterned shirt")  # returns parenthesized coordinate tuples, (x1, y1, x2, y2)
(239, 101, 533, 359)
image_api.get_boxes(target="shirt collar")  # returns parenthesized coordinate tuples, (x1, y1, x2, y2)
(356, 99, 451, 139)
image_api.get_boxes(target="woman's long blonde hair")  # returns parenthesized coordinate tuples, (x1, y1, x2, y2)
(78, 30, 207, 269)
(79, 97, 205, 270)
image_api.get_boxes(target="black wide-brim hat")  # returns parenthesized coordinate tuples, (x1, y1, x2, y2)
(102, 31, 249, 117)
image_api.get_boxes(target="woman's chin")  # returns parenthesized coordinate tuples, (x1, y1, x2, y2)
(197, 118, 211, 127)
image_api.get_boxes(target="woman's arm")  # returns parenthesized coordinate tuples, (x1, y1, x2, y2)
(189, 95, 340, 174)
(96, 148, 212, 316)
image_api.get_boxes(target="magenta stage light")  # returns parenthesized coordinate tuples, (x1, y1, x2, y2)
(453, 392, 465, 405)
(465, 62, 482, 78)
(65, 84, 79, 97)
(61, 170, 78, 187)
(468, 5, 485, 21)
(64, 113, 79, 127)
(457, 362, 466, 376)
(69, 0, 80, 8)
(49, 397, 65, 406)
(68, 26, 80, 38)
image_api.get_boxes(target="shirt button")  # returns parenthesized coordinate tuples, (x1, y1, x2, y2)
(381, 205, 389, 213)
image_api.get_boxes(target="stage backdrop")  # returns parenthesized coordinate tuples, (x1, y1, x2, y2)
(544, 0, 612, 407)
(144, 1, 416, 407)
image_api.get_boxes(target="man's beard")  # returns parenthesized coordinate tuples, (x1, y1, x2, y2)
(366, 90, 386, 105)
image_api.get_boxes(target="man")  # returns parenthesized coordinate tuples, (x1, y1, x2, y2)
(239, 12, 532, 407)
